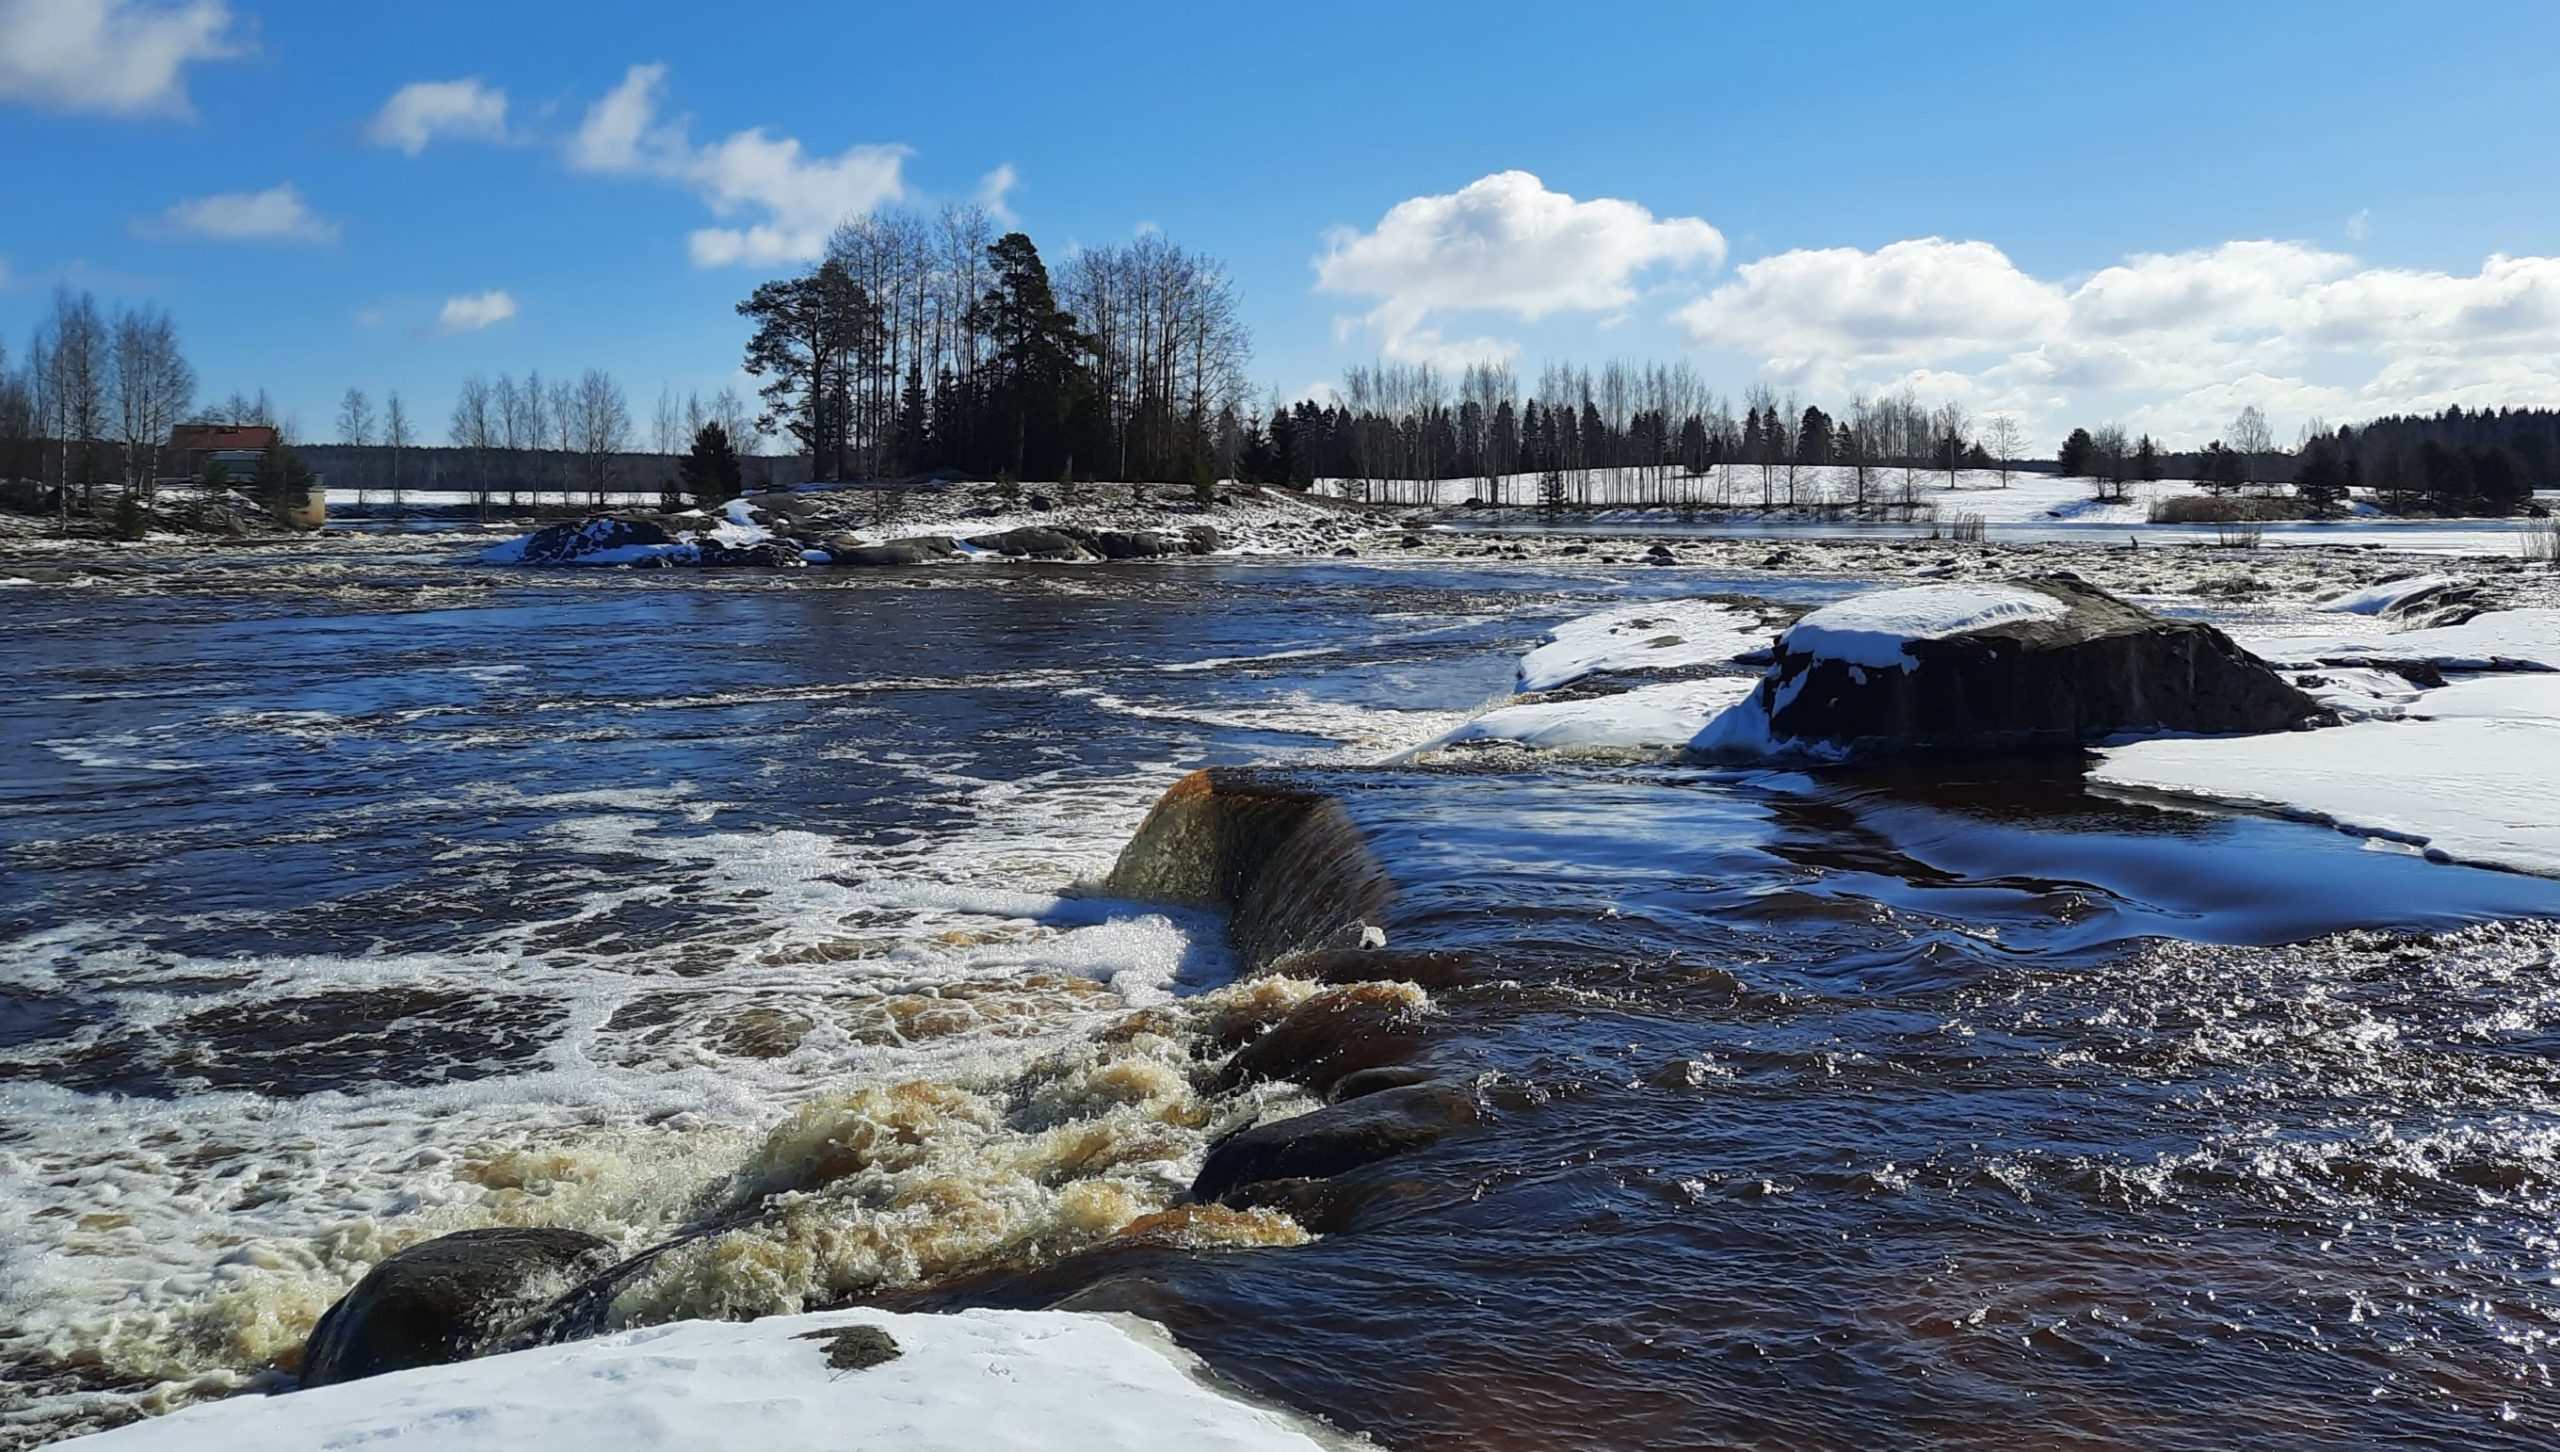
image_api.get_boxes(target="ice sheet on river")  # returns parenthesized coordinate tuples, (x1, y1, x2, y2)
(2094, 673, 2560, 876)
(2236, 607, 2560, 672)
(60, 1309, 1340, 1452)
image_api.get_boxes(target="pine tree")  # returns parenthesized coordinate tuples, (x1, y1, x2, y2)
(976, 232, 1092, 478)
(679, 422, 744, 509)
(2056, 427, 2095, 478)
(2135, 435, 2161, 483)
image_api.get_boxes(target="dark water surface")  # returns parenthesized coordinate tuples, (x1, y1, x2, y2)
(5, 542, 2558, 1448)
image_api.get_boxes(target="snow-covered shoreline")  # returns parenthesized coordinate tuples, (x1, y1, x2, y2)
(58, 1308, 1359, 1451)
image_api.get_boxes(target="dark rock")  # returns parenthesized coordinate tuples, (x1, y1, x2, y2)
(692, 539, 802, 568)
(797, 1324, 901, 1371)
(508, 516, 673, 565)
(1560, 544, 1589, 556)
(1214, 982, 1432, 1097)
(824, 535, 959, 567)
(1181, 525, 1223, 555)
(1728, 574, 2332, 759)
(1105, 769, 1390, 972)
(1333, 546, 1358, 557)
(300, 1228, 618, 1386)
(1327, 1065, 1441, 1102)
(1027, 493, 1055, 511)
(963, 526, 1100, 561)
(1192, 1080, 1477, 1203)
(1088, 529, 1173, 560)
(1400, 534, 1425, 549)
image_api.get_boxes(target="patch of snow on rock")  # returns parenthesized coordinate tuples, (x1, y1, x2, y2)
(2315, 573, 2469, 616)
(1778, 583, 2068, 672)
(1424, 679, 1758, 755)
(1516, 599, 1773, 692)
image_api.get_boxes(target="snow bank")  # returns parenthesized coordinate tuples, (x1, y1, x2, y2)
(1421, 679, 1757, 755)
(2314, 573, 2469, 616)
(61, 1309, 1346, 1452)
(1515, 599, 1772, 692)
(2093, 674, 2560, 877)
(2237, 608, 2560, 672)
(1777, 583, 2067, 671)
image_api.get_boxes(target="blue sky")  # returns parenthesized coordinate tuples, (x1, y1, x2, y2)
(5, 0, 2559, 450)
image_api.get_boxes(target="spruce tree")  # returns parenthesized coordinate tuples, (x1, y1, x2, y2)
(679, 422, 744, 509)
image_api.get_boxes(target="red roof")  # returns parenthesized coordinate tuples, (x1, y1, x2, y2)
(171, 423, 280, 451)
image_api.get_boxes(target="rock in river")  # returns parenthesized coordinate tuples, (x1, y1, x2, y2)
(1696, 574, 2331, 760)
(299, 1227, 618, 1386)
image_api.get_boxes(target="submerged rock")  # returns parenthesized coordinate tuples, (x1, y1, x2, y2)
(1192, 1080, 1477, 1203)
(1698, 574, 2330, 760)
(1105, 769, 1392, 972)
(299, 1228, 617, 1386)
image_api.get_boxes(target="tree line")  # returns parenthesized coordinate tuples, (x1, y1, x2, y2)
(1, 287, 196, 513)
(738, 207, 1252, 486)
(1235, 361, 2016, 509)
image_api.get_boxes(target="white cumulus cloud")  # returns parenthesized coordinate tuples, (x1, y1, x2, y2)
(1677, 238, 2065, 370)
(975, 162, 1018, 223)
(0, 0, 239, 118)
(137, 183, 338, 242)
(1316, 171, 1725, 363)
(367, 77, 508, 155)
(434, 290, 516, 335)
(1676, 231, 2560, 447)
(569, 62, 908, 267)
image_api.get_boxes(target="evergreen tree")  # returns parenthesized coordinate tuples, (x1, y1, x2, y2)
(251, 443, 316, 526)
(2135, 435, 2161, 483)
(679, 422, 744, 509)
(2056, 427, 2095, 478)
(975, 232, 1093, 477)
(2295, 437, 2349, 512)
(738, 259, 876, 480)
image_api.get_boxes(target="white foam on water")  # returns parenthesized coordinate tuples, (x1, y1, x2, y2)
(0, 754, 1351, 1436)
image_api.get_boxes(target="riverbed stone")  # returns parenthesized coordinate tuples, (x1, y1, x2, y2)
(1191, 1080, 1477, 1203)
(299, 1228, 618, 1386)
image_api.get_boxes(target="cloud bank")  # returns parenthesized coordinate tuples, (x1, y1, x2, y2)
(0, 0, 239, 118)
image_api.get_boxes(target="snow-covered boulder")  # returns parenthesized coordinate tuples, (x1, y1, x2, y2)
(1694, 575, 2329, 760)
(487, 515, 678, 566)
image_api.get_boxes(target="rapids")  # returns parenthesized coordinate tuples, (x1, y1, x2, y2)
(6, 540, 2559, 1448)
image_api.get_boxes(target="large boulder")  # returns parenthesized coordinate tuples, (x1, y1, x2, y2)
(300, 1228, 618, 1386)
(823, 535, 960, 567)
(1698, 575, 2330, 760)
(964, 526, 1100, 561)
(505, 515, 674, 565)
(1105, 768, 1392, 972)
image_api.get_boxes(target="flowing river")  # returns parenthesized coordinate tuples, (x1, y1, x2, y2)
(5, 541, 2559, 1448)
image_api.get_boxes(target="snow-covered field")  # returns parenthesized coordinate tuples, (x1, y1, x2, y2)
(59, 1309, 1351, 1451)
